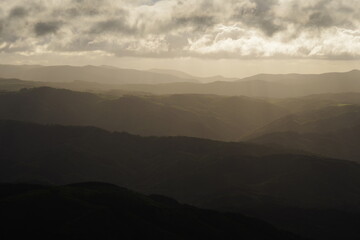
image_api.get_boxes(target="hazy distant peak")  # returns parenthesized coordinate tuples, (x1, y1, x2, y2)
(239, 69, 360, 83)
(0, 64, 200, 85)
(149, 69, 197, 79)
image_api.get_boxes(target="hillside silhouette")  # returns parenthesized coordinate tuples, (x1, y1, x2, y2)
(2, 120, 360, 239)
(247, 102, 360, 162)
(0, 87, 287, 140)
(0, 182, 302, 240)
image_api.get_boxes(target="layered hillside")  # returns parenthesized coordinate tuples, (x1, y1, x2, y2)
(0, 87, 287, 140)
(0, 182, 301, 240)
(1, 120, 360, 239)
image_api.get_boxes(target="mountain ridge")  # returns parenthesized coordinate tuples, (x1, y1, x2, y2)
(0, 87, 288, 140)
(0, 64, 199, 84)
(1, 182, 303, 240)
(2, 120, 360, 239)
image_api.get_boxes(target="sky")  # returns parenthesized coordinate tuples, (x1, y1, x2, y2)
(0, 0, 359, 77)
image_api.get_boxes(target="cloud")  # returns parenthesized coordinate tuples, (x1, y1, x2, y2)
(186, 25, 360, 59)
(9, 6, 27, 19)
(231, 0, 283, 36)
(0, 19, 3, 35)
(0, 0, 359, 59)
(89, 17, 135, 35)
(34, 21, 62, 36)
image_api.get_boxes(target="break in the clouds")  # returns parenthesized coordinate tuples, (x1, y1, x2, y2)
(0, 0, 359, 59)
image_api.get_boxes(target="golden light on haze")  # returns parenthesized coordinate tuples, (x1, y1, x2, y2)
(0, 52, 359, 79)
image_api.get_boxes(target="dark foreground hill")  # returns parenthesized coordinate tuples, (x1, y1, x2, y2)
(0, 182, 302, 240)
(1, 120, 360, 239)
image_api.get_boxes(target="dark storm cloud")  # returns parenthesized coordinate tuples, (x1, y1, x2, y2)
(34, 21, 62, 36)
(9, 6, 27, 19)
(247, 0, 283, 36)
(290, 0, 358, 29)
(306, 12, 334, 28)
(230, 0, 354, 36)
(0, 19, 3, 36)
(89, 18, 135, 35)
(173, 15, 216, 31)
(61, 7, 101, 18)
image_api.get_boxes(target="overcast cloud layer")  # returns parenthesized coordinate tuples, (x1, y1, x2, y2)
(0, 0, 359, 59)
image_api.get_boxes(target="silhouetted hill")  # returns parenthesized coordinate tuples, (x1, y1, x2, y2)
(0, 78, 43, 92)
(0, 87, 287, 140)
(242, 70, 360, 84)
(272, 92, 360, 113)
(2, 120, 360, 239)
(247, 104, 360, 136)
(0, 182, 303, 240)
(0, 64, 199, 84)
(246, 103, 360, 162)
(0, 77, 150, 94)
(149, 69, 239, 83)
(117, 80, 288, 97)
(249, 125, 360, 163)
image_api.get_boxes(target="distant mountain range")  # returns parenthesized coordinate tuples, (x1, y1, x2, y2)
(0, 64, 200, 84)
(241, 70, 360, 83)
(117, 70, 360, 98)
(0, 66, 359, 98)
